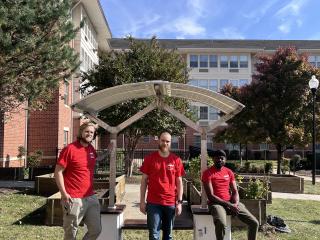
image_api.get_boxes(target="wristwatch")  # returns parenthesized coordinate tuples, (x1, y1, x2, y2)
(176, 199, 183, 204)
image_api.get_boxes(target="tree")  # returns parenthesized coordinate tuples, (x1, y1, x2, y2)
(82, 37, 191, 176)
(216, 47, 320, 174)
(0, 0, 79, 115)
(215, 84, 265, 163)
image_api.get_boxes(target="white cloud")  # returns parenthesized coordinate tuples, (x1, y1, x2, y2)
(276, 0, 307, 17)
(187, 0, 206, 17)
(130, 0, 209, 38)
(278, 22, 291, 34)
(242, 0, 279, 22)
(210, 27, 245, 39)
(274, 0, 308, 35)
(173, 18, 206, 36)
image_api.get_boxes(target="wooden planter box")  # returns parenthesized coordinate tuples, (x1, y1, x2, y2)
(35, 173, 58, 196)
(36, 173, 126, 197)
(240, 174, 304, 193)
(232, 199, 267, 227)
(45, 175, 126, 226)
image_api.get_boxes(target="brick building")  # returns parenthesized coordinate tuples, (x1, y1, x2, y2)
(0, 0, 111, 168)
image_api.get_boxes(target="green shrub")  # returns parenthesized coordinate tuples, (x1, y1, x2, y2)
(225, 162, 237, 172)
(251, 164, 258, 173)
(290, 154, 302, 171)
(244, 161, 251, 172)
(281, 158, 290, 174)
(264, 162, 273, 173)
(189, 156, 213, 189)
(243, 178, 269, 200)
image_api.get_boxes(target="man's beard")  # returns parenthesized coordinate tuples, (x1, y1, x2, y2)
(215, 162, 223, 169)
(159, 144, 170, 153)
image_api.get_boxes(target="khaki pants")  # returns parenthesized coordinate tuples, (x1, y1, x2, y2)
(210, 202, 259, 240)
(62, 195, 101, 240)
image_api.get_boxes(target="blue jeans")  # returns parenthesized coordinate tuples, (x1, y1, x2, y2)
(146, 203, 176, 240)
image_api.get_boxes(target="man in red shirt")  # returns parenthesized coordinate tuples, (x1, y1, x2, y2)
(140, 132, 185, 240)
(54, 122, 101, 240)
(202, 150, 259, 240)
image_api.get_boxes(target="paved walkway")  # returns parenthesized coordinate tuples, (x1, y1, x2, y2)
(272, 192, 320, 201)
(0, 180, 34, 189)
(121, 183, 193, 229)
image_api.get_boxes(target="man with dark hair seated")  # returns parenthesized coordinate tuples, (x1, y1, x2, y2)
(202, 150, 259, 240)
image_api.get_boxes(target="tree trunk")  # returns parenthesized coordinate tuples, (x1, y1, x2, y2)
(124, 133, 140, 177)
(126, 150, 134, 177)
(276, 144, 282, 174)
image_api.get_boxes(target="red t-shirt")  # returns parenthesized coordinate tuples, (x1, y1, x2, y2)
(201, 166, 235, 202)
(140, 151, 185, 206)
(57, 141, 97, 198)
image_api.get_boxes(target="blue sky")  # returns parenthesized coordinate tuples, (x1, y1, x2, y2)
(100, 0, 320, 40)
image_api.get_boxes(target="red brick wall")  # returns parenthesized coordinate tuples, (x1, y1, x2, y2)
(28, 91, 59, 165)
(0, 106, 26, 167)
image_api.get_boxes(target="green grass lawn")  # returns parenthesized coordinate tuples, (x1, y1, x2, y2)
(304, 180, 320, 195)
(1, 190, 320, 240)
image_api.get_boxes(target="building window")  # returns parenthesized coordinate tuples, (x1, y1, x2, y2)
(209, 80, 218, 92)
(259, 143, 269, 150)
(239, 79, 249, 87)
(230, 79, 239, 87)
(190, 55, 198, 67)
(240, 55, 248, 68)
(209, 107, 219, 120)
(171, 136, 179, 149)
(220, 56, 228, 68)
(209, 55, 218, 68)
(200, 55, 208, 68)
(199, 106, 208, 120)
(198, 80, 208, 89)
(64, 80, 69, 105)
(230, 56, 239, 68)
(194, 135, 213, 149)
(63, 130, 69, 147)
(226, 143, 240, 150)
(194, 135, 201, 147)
(207, 136, 213, 149)
(308, 56, 316, 67)
(188, 79, 198, 87)
(143, 136, 150, 143)
(220, 79, 229, 90)
(308, 55, 320, 68)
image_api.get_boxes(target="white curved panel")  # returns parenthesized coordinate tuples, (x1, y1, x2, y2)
(71, 80, 244, 114)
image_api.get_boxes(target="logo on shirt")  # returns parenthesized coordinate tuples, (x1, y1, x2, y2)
(167, 163, 175, 171)
(224, 175, 229, 180)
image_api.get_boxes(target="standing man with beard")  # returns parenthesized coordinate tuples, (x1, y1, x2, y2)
(54, 122, 102, 240)
(140, 132, 185, 240)
(202, 150, 259, 240)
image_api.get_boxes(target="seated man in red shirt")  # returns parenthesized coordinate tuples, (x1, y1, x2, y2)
(202, 150, 259, 240)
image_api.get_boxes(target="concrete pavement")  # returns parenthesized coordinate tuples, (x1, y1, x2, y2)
(272, 192, 320, 201)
